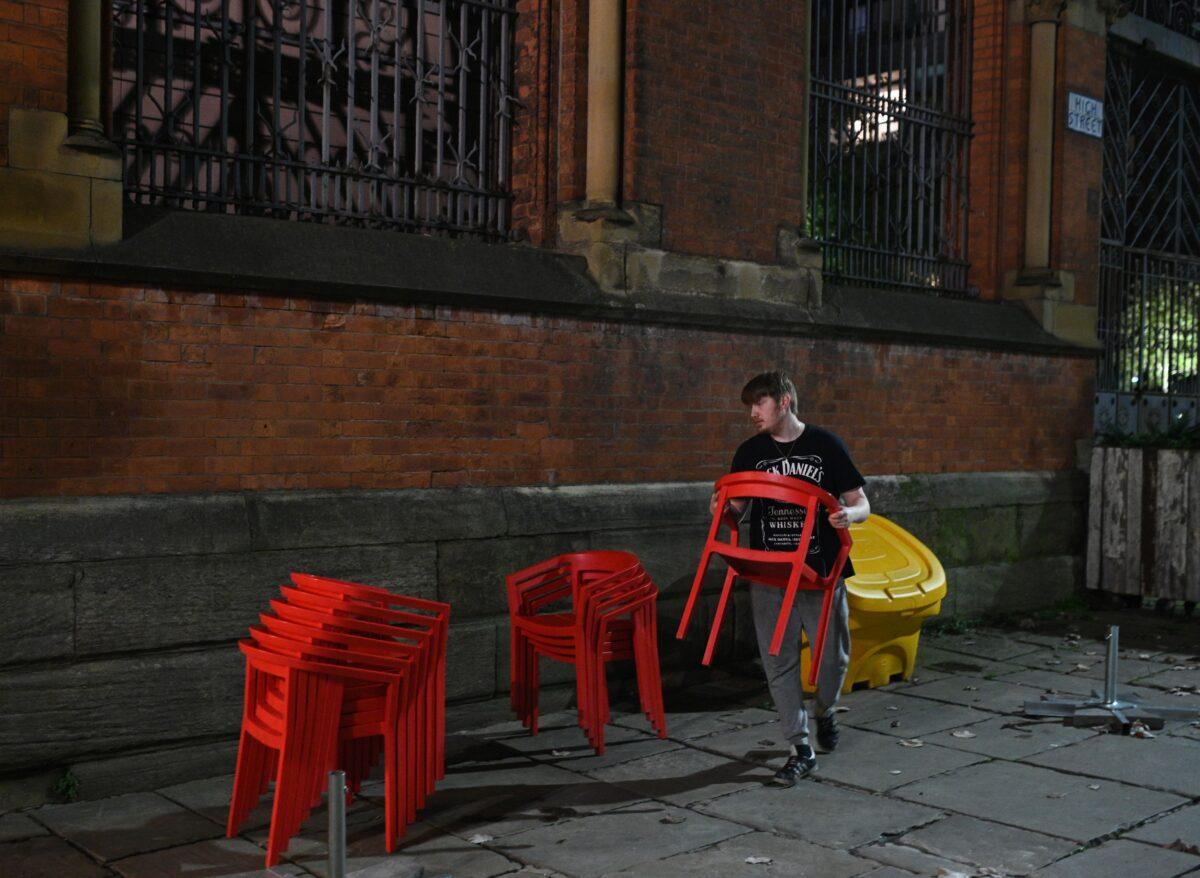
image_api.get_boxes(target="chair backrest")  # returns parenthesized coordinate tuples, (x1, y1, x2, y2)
(712, 470, 851, 556)
(238, 638, 399, 686)
(290, 572, 450, 622)
(259, 613, 421, 665)
(506, 551, 642, 616)
(578, 567, 657, 635)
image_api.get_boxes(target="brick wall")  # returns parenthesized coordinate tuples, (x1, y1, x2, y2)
(1050, 24, 1106, 307)
(0, 0, 67, 167)
(1, 275, 1095, 498)
(966, 0, 1013, 300)
(623, 0, 807, 263)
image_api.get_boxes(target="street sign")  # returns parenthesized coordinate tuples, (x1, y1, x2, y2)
(1067, 92, 1104, 138)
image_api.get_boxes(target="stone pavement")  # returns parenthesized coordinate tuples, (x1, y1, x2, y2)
(3, 622, 1200, 878)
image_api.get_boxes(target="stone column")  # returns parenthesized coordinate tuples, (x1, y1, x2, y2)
(66, 0, 116, 151)
(585, 0, 622, 206)
(1023, 0, 1066, 272)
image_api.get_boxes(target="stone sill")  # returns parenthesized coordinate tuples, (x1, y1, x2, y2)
(0, 206, 1094, 357)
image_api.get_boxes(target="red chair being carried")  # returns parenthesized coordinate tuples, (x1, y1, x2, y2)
(506, 551, 667, 753)
(675, 471, 852, 684)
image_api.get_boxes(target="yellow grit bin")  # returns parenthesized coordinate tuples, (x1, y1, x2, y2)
(801, 514, 947, 694)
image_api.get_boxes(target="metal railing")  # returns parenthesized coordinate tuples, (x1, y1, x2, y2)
(809, 0, 973, 297)
(1129, 0, 1200, 40)
(111, 0, 517, 239)
(1095, 43, 1200, 435)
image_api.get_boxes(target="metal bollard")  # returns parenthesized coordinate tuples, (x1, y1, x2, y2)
(328, 770, 347, 878)
(1103, 624, 1119, 707)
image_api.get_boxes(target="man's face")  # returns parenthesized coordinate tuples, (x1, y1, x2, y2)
(749, 394, 790, 434)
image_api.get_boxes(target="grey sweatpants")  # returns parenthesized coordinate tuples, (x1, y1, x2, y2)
(751, 579, 850, 747)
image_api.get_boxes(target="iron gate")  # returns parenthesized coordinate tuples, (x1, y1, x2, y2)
(110, 0, 518, 238)
(808, 0, 973, 296)
(1095, 40, 1200, 436)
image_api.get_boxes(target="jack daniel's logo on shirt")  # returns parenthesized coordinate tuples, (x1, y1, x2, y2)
(754, 455, 825, 554)
(757, 455, 824, 483)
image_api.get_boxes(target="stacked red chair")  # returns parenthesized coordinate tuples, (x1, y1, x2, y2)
(506, 551, 667, 753)
(226, 572, 449, 867)
(675, 471, 852, 683)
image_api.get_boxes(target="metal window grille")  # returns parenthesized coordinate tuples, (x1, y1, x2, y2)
(111, 0, 517, 239)
(1129, 0, 1200, 41)
(1095, 43, 1200, 435)
(808, 0, 973, 297)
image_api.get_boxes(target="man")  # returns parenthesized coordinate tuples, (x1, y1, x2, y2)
(713, 370, 870, 786)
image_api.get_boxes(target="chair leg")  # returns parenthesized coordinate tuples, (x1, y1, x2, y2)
(808, 583, 837, 688)
(701, 566, 738, 666)
(227, 728, 270, 837)
(768, 570, 805, 658)
(675, 550, 712, 640)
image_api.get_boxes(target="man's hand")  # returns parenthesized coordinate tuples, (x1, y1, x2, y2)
(711, 491, 746, 519)
(829, 487, 870, 529)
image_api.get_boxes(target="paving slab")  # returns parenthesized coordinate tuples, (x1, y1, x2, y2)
(694, 779, 944, 849)
(1127, 804, 1200, 849)
(0, 810, 50, 842)
(922, 632, 1042, 662)
(599, 829, 876, 878)
(1135, 666, 1200, 691)
(808, 727, 986, 792)
(912, 644, 1029, 680)
(895, 813, 1077, 875)
(491, 801, 748, 878)
(298, 820, 520, 878)
(836, 690, 994, 739)
(901, 674, 1056, 715)
(1026, 733, 1200, 797)
(584, 744, 773, 806)
(36, 791, 223, 862)
(419, 758, 639, 841)
(483, 716, 684, 771)
(928, 714, 1100, 760)
(0, 835, 109, 878)
(855, 841, 973, 875)
(684, 721, 790, 768)
(1166, 720, 1200, 743)
(110, 836, 312, 877)
(240, 799, 386, 862)
(1031, 838, 1198, 878)
(891, 761, 1188, 843)
(157, 774, 250, 827)
(611, 707, 773, 743)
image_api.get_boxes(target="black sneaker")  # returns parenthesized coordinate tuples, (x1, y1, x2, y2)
(771, 747, 816, 787)
(815, 713, 840, 753)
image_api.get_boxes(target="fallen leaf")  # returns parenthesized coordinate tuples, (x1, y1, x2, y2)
(886, 706, 899, 711)
(659, 814, 687, 825)
(1168, 839, 1200, 855)
(899, 738, 924, 748)
(963, 685, 979, 692)
(951, 729, 977, 739)
(467, 833, 494, 844)
(1088, 784, 1100, 790)
(935, 869, 971, 878)
(963, 640, 976, 645)
(1046, 659, 1063, 666)
(744, 856, 773, 865)
(1139, 653, 1152, 659)
(1073, 664, 1089, 671)
(889, 769, 903, 775)
(550, 749, 573, 757)
(1046, 792, 1067, 799)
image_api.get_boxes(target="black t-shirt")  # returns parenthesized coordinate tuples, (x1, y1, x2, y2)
(729, 425, 866, 578)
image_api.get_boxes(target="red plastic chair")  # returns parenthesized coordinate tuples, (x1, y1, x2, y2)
(226, 576, 448, 866)
(228, 639, 407, 866)
(506, 551, 667, 753)
(675, 471, 852, 684)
